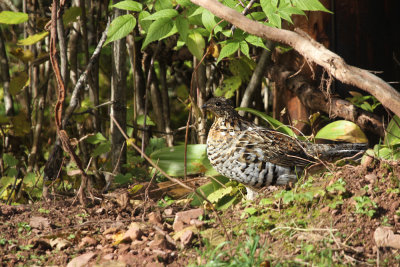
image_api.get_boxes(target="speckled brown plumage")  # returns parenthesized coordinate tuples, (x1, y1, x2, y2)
(202, 97, 368, 191)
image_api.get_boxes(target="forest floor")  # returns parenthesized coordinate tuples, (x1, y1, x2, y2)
(1, 159, 400, 266)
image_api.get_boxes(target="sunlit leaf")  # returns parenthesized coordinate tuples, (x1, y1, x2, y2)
(175, 15, 189, 42)
(112, 1, 142, 11)
(141, 17, 174, 49)
(141, 9, 178, 20)
(85, 133, 108, 144)
(137, 114, 156, 126)
(291, 0, 331, 12)
(150, 144, 215, 177)
(384, 116, 400, 146)
(104, 14, 136, 46)
(0, 11, 28, 24)
(17, 32, 49, 46)
(217, 41, 240, 63)
(187, 31, 205, 60)
(315, 120, 368, 143)
(189, 176, 230, 206)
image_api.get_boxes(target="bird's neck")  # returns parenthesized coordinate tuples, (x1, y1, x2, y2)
(211, 115, 248, 131)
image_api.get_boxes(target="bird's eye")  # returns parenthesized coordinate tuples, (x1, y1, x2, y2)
(215, 101, 221, 106)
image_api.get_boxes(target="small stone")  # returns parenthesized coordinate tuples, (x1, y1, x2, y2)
(79, 236, 98, 248)
(67, 252, 96, 267)
(148, 211, 162, 225)
(122, 223, 143, 242)
(180, 229, 194, 247)
(29, 216, 50, 230)
(102, 253, 115, 261)
(173, 208, 203, 231)
(164, 208, 173, 216)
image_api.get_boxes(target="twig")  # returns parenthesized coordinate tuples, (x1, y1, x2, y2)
(270, 226, 338, 233)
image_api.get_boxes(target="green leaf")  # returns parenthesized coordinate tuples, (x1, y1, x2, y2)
(384, 116, 400, 146)
(175, 15, 189, 42)
(291, 0, 331, 13)
(236, 107, 296, 137)
(189, 176, 230, 206)
(112, 1, 142, 11)
(63, 6, 81, 26)
(201, 9, 222, 33)
(208, 186, 233, 203)
(17, 32, 49, 46)
(3, 153, 18, 168)
(244, 34, 267, 49)
(114, 173, 133, 185)
(177, 0, 193, 7)
(104, 14, 136, 46)
(92, 142, 111, 157)
(137, 114, 156, 126)
(155, 0, 173, 11)
(9, 72, 29, 96)
(23, 173, 36, 187)
(0, 11, 28, 24)
(86, 133, 108, 144)
(139, 11, 152, 33)
(142, 17, 174, 49)
(217, 41, 240, 63)
(150, 144, 215, 176)
(186, 31, 205, 60)
(215, 76, 242, 99)
(141, 9, 178, 20)
(145, 137, 166, 155)
(239, 41, 250, 58)
(315, 120, 368, 143)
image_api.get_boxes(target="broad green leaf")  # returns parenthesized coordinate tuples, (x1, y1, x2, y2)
(104, 14, 136, 46)
(155, 0, 173, 11)
(186, 31, 205, 60)
(139, 11, 152, 33)
(0, 11, 28, 24)
(9, 72, 29, 96)
(114, 173, 133, 185)
(315, 120, 368, 143)
(176, 0, 193, 7)
(145, 137, 166, 155)
(92, 142, 111, 157)
(137, 114, 156, 126)
(86, 132, 108, 144)
(217, 41, 240, 63)
(189, 176, 230, 206)
(201, 9, 222, 33)
(189, 6, 205, 18)
(207, 186, 233, 203)
(3, 153, 18, 167)
(150, 144, 215, 177)
(112, 1, 142, 11)
(239, 41, 250, 58)
(215, 76, 241, 99)
(175, 15, 189, 42)
(63, 6, 81, 26)
(244, 35, 267, 49)
(141, 9, 178, 21)
(236, 107, 296, 137)
(384, 116, 400, 146)
(292, 0, 331, 13)
(23, 173, 36, 187)
(17, 32, 49, 46)
(142, 17, 174, 49)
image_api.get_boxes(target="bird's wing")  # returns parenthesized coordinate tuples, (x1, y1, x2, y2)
(235, 127, 315, 167)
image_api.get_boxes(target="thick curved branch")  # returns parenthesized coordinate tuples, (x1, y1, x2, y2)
(191, 0, 400, 118)
(267, 65, 385, 137)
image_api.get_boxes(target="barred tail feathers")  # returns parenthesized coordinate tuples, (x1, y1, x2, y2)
(307, 143, 368, 161)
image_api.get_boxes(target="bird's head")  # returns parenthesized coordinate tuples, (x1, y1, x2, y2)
(202, 97, 238, 118)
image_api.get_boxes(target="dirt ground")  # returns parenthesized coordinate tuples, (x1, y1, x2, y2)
(1, 160, 400, 266)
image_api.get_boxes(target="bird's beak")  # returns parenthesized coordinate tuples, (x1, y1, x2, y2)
(201, 103, 209, 110)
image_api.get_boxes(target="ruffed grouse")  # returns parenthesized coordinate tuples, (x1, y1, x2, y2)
(202, 97, 367, 199)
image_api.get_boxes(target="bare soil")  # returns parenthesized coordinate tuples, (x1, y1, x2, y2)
(1, 160, 400, 266)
